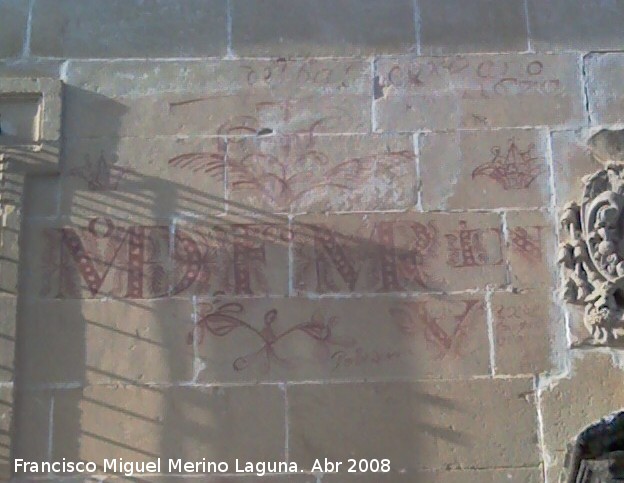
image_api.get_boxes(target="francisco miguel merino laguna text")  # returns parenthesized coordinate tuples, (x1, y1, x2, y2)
(14, 458, 300, 476)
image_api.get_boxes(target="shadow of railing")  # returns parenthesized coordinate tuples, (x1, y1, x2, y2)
(5, 86, 478, 481)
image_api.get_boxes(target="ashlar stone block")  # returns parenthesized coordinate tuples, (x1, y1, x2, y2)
(194, 295, 489, 383)
(52, 385, 285, 470)
(63, 60, 372, 139)
(375, 54, 584, 131)
(492, 290, 559, 375)
(420, 129, 550, 210)
(289, 378, 538, 472)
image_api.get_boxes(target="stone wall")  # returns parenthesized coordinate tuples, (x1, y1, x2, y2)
(1, 1, 624, 482)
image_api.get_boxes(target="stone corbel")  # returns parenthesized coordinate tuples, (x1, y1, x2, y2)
(0, 77, 61, 478)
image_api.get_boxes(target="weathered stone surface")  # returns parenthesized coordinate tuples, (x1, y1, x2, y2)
(294, 212, 506, 294)
(16, 281, 193, 387)
(551, 130, 601, 209)
(0, 4, 612, 476)
(506, 210, 557, 289)
(65, 59, 371, 98)
(529, 0, 624, 51)
(11, 389, 52, 472)
(0, 0, 28, 58)
(63, 59, 372, 139)
(0, 297, 16, 382)
(31, 0, 227, 58)
(0, 386, 13, 478)
(418, 378, 539, 469)
(64, 89, 371, 139)
(541, 353, 624, 482)
(492, 290, 558, 375)
(375, 54, 584, 131)
(289, 378, 538, 472)
(227, 134, 416, 214)
(231, 0, 416, 56)
(24, 175, 59, 218)
(420, 129, 549, 210)
(173, 217, 290, 297)
(0, 204, 21, 296)
(52, 385, 285, 469)
(18, 300, 193, 387)
(288, 382, 423, 474)
(83, 299, 194, 384)
(420, 0, 528, 54)
(324, 468, 542, 482)
(59, 136, 226, 220)
(586, 53, 624, 125)
(194, 295, 489, 383)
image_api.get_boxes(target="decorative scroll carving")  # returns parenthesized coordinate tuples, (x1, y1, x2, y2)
(559, 163, 624, 344)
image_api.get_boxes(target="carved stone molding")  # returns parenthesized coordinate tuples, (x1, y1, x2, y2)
(559, 159, 624, 344)
(0, 77, 61, 478)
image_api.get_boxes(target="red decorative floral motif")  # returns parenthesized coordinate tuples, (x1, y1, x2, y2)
(191, 301, 355, 373)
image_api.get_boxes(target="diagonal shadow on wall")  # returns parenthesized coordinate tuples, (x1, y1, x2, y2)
(7, 87, 473, 482)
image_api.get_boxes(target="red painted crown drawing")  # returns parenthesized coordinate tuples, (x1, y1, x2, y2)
(471, 138, 545, 190)
(70, 153, 130, 191)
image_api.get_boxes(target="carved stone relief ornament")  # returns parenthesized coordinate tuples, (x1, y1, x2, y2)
(559, 131, 624, 344)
